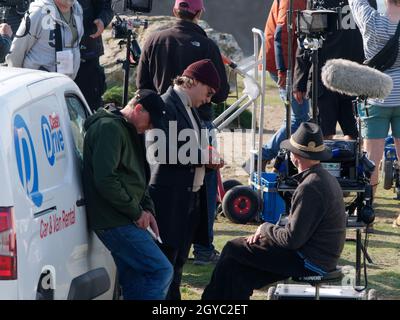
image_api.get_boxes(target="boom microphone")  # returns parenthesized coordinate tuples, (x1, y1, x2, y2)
(321, 59, 393, 99)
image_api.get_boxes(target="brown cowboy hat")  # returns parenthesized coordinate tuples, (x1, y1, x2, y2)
(280, 122, 332, 161)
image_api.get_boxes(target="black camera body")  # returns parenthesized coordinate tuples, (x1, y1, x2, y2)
(112, 17, 148, 39)
(124, 0, 152, 13)
(297, 9, 341, 36)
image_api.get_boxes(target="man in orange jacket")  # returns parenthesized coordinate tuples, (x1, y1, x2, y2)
(259, 0, 310, 167)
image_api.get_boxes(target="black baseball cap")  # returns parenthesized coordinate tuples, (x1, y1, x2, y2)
(131, 89, 167, 131)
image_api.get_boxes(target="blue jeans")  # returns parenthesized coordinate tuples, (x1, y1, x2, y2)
(262, 72, 310, 161)
(193, 120, 218, 257)
(193, 169, 218, 256)
(95, 224, 173, 300)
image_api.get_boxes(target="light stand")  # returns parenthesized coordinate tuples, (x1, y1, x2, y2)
(303, 36, 324, 122)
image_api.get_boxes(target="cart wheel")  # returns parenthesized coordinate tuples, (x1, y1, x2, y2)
(267, 286, 276, 300)
(222, 186, 260, 224)
(217, 180, 242, 217)
(223, 179, 242, 193)
(367, 289, 377, 300)
(382, 160, 394, 190)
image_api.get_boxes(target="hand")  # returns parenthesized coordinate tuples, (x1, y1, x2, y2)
(0, 23, 12, 38)
(246, 225, 264, 245)
(293, 90, 306, 104)
(277, 70, 286, 88)
(206, 146, 224, 170)
(90, 19, 105, 38)
(148, 214, 160, 238)
(135, 210, 152, 230)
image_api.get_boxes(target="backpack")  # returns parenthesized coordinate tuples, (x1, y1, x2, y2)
(363, 21, 400, 72)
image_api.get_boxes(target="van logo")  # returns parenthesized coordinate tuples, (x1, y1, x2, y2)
(14, 115, 44, 207)
(41, 114, 65, 166)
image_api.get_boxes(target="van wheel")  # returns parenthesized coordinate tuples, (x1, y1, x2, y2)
(36, 271, 54, 300)
(112, 273, 121, 300)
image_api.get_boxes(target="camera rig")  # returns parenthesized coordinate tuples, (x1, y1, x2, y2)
(0, 0, 29, 13)
(0, 0, 31, 37)
(296, 6, 342, 120)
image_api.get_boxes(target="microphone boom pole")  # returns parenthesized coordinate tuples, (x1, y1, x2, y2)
(285, 0, 294, 138)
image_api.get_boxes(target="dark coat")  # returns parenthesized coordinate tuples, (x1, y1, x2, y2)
(149, 87, 210, 249)
(77, 0, 113, 60)
(261, 164, 346, 272)
(136, 20, 229, 121)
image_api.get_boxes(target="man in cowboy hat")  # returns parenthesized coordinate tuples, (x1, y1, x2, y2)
(202, 122, 346, 300)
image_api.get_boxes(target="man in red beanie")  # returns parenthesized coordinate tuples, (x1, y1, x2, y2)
(136, 0, 230, 268)
(149, 59, 224, 300)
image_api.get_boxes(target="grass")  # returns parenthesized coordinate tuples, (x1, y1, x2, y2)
(181, 183, 400, 300)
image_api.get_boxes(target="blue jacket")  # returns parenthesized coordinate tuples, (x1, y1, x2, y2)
(0, 34, 11, 62)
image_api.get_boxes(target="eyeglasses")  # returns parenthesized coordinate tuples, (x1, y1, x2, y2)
(207, 88, 216, 98)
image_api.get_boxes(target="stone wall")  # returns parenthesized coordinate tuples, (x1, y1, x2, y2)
(101, 15, 244, 87)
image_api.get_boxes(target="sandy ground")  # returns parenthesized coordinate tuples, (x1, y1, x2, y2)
(215, 101, 285, 183)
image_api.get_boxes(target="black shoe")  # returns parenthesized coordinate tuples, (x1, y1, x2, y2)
(193, 250, 220, 266)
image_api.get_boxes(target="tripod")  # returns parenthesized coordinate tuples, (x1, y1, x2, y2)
(116, 30, 142, 106)
(113, 13, 148, 106)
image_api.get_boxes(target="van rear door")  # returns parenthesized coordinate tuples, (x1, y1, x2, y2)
(0, 133, 18, 299)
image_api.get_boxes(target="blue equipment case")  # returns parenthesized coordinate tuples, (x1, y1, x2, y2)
(252, 172, 286, 224)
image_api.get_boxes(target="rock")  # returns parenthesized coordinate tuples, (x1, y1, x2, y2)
(100, 15, 244, 88)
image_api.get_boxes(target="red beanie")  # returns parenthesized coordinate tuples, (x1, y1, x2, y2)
(182, 59, 221, 93)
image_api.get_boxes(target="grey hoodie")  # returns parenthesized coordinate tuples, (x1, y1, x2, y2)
(6, 0, 84, 79)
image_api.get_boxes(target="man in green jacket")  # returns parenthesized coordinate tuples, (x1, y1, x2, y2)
(83, 89, 173, 300)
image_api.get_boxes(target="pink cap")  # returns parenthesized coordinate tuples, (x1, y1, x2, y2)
(174, 0, 205, 14)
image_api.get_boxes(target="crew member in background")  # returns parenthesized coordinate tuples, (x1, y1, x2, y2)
(293, 0, 374, 139)
(244, 0, 310, 172)
(137, 0, 229, 266)
(6, 0, 84, 80)
(349, 0, 400, 227)
(74, 0, 113, 111)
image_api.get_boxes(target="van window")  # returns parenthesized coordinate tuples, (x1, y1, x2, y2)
(65, 95, 89, 160)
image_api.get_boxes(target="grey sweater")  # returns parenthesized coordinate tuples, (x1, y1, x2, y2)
(261, 164, 346, 272)
(6, 0, 84, 79)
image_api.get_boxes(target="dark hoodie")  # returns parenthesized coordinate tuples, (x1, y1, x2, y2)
(83, 108, 154, 231)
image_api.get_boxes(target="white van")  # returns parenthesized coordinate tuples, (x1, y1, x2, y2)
(0, 67, 117, 300)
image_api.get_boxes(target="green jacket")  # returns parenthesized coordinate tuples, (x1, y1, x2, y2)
(83, 108, 154, 230)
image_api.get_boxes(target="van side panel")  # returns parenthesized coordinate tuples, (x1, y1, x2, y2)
(1, 70, 116, 300)
(0, 133, 13, 206)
